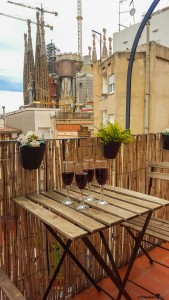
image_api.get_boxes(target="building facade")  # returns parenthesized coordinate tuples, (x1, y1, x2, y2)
(93, 42, 169, 134)
(113, 7, 169, 53)
(5, 108, 94, 139)
(91, 7, 169, 134)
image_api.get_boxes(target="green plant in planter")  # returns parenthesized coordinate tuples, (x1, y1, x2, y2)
(95, 121, 134, 159)
(95, 121, 134, 144)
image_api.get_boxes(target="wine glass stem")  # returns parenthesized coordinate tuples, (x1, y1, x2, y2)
(81, 189, 84, 205)
(66, 186, 70, 199)
(100, 185, 104, 201)
(88, 182, 91, 197)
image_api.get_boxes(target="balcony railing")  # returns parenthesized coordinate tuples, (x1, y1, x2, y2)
(0, 134, 168, 299)
(54, 111, 94, 120)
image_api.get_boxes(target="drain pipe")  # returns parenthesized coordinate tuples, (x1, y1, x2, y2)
(125, 0, 160, 130)
(145, 20, 150, 134)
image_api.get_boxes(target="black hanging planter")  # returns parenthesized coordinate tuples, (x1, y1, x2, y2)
(103, 141, 121, 159)
(162, 134, 169, 150)
(20, 144, 46, 170)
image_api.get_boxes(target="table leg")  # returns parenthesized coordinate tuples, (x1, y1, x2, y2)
(125, 227, 153, 264)
(83, 236, 132, 300)
(99, 231, 122, 283)
(43, 239, 72, 300)
(117, 211, 153, 300)
(44, 224, 119, 299)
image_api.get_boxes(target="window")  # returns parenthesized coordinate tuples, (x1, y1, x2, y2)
(102, 75, 107, 94)
(102, 110, 108, 125)
(108, 74, 114, 94)
(109, 114, 114, 124)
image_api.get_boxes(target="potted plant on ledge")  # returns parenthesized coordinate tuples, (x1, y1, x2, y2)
(17, 131, 46, 169)
(95, 121, 134, 159)
(162, 128, 169, 150)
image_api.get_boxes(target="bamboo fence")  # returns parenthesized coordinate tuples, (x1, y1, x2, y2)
(0, 134, 169, 299)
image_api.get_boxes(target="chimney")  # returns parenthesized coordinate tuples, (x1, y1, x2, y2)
(1, 106, 6, 129)
(2, 106, 5, 117)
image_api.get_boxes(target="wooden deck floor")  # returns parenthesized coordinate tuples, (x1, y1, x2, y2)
(69, 243, 169, 300)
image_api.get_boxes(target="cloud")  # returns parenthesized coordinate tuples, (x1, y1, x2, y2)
(0, 91, 23, 113)
(0, 79, 22, 92)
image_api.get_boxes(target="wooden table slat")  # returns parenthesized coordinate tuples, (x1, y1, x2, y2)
(43, 190, 122, 226)
(58, 189, 138, 221)
(104, 185, 169, 206)
(88, 186, 152, 213)
(90, 186, 161, 210)
(13, 196, 87, 240)
(28, 194, 106, 233)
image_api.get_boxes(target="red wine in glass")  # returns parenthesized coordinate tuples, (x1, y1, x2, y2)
(86, 168, 94, 183)
(83, 159, 95, 202)
(62, 161, 74, 205)
(62, 172, 74, 186)
(95, 168, 108, 185)
(95, 160, 108, 205)
(75, 172, 88, 189)
(75, 162, 89, 210)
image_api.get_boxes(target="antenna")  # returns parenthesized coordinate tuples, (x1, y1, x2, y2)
(119, 0, 136, 31)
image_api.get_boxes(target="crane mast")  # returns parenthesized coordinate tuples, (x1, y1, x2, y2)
(77, 0, 82, 57)
(0, 12, 53, 30)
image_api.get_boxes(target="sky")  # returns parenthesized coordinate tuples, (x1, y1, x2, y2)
(0, 0, 169, 113)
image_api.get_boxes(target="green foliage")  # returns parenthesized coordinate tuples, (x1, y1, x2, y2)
(95, 121, 134, 144)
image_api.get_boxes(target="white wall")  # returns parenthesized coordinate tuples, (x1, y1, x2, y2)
(113, 7, 169, 53)
(6, 108, 60, 138)
(0, 117, 5, 129)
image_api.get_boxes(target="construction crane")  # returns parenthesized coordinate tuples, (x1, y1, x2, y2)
(7, 1, 58, 17)
(0, 12, 53, 30)
(77, 0, 82, 57)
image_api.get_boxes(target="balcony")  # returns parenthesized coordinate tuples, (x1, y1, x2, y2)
(0, 133, 169, 300)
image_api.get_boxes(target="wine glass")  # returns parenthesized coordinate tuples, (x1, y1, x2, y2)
(83, 159, 95, 202)
(75, 162, 89, 210)
(62, 161, 74, 205)
(95, 160, 108, 205)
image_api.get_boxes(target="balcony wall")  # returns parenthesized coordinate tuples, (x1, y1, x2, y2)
(0, 134, 169, 299)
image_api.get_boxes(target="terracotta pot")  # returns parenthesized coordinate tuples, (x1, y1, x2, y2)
(103, 141, 121, 159)
(20, 144, 46, 170)
(163, 134, 169, 150)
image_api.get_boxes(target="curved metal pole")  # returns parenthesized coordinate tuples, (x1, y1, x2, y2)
(126, 0, 160, 129)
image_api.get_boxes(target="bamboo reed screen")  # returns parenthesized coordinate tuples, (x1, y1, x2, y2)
(0, 134, 169, 299)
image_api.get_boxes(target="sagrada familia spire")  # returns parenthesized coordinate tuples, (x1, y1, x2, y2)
(23, 20, 35, 105)
(23, 13, 50, 107)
